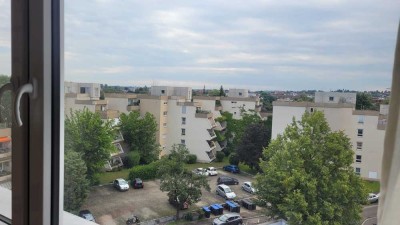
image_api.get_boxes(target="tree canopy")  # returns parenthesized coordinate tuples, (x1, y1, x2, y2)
(119, 111, 160, 164)
(0, 75, 12, 126)
(65, 108, 115, 183)
(236, 122, 271, 171)
(256, 111, 366, 225)
(158, 144, 210, 219)
(259, 91, 277, 112)
(356, 92, 377, 110)
(64, 150, 89, 212)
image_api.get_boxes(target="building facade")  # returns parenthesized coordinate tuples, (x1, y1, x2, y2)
(272, 92, 386, 180)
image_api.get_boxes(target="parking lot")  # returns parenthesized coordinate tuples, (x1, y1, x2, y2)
(82, 169, 266, 225)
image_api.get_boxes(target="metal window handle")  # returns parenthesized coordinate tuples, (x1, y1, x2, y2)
(15, 83, 33, 127)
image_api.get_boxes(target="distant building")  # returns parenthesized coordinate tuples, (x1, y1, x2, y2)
(272, 92, 386, 180)
(0, 127, 11, 189)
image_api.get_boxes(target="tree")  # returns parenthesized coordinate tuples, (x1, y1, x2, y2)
(0, 75, 12, 126)
(208, 89, 220, 96)
(119, 111, 160, 164)
(259, 91, 277, 112)
(158, 144, 210, 219)
(65, 108, 116, 183)
(356, 92, 377, 110)
(64, 150, 89, 212)
(219, 85, 226, 96)
(255, 111, 366, 225)
(236, 122, 271, 171)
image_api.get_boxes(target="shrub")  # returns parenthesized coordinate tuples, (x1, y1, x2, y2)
(90, 173, 101, 186)
(216, 151, 225, 162)
(186, 154, 197, 164)
(128, 162, 159, 181)
(184, 212, 193, 221)
(229, 153, 239, 165)
(124, 151, 141, 168)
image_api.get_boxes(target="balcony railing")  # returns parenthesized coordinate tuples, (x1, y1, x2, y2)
(195, 110, 213, 118)
(0, 147, 11, 154)
(214, 121, 227, 131)
(0, 171, 11, 182)
(207, 140, 216, 150)
(255, 104, 262, 112)
(127, 105, 140, 111)
(207, 129, 216, 139)
(207, 149, 216, 160)
(98, 109, 120, 119)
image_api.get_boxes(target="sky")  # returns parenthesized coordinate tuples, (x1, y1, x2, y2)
(0, 0, 399, 91)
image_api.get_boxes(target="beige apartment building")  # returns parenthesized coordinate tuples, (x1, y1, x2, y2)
(272, 92, 386, 180)
(104, 86, 261, 162)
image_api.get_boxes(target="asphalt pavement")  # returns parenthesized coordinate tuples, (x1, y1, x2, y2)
(362, 204, 378, 225)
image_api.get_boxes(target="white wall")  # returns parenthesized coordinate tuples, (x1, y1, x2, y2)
(314, 92, 356, 105)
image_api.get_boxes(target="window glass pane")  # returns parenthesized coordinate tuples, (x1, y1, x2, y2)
(0, 0, 12, 221)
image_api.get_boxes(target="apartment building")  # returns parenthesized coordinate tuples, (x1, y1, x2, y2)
(0, 127, 11, 189)
(272, 92, 386, 180)
(105, 86, 261, 162)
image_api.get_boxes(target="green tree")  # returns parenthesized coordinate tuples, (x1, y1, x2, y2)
(64, 150, 89, 212)
(256, 111, 366, 225)
(208, 89, 220, 96)
(119, 111, 160, 164)
(219, 85, 226, 96)
(158, 144, 210, 219)
(259, 91, 277, 112)
(65, 108, 115, 183)
(236, 122, 271, 171)
(0, 75, 12, 126)
(356, 92, 377, 110)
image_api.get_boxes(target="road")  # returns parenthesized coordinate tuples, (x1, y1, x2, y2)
(362, 204, 378, 225)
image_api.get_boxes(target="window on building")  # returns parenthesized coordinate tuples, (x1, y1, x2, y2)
(163, 111, 168, 116)
(310, 107, 314, 113)
(182, 117, 186, 125)
(181, 139, 185, 145)
(234, 112, 237, 115)
(239, 92, 242, 96)
(161, 90, 165, 94)
(182, 106, 186, 114)
(181, 129, 186, 136)
(358, 115, 365, 124)
(357, 142, 363, 150)
(163, 123, 167, 127)
(356, 155, 362, 163)
(163, 101, 168, 105)
(80, 87, 86, 93)
(355, 167, 361, 175)
(357, 129, 363, 137)
(329, 96, 334, 101)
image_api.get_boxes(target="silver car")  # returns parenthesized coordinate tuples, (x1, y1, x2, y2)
(213, 213, 243, 225)
(241, 181, 256, 194)
(216, 184, 236, 200)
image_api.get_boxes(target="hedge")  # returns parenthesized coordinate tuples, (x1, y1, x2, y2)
(128, 162, 159, 181)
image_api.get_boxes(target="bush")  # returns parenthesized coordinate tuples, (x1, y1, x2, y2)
(90, 173, 101, 186)
(216, 151, 225, 162)
(128, 162, 159, 181)
(124, 151, 141, 168)
(184, 212, 193, 221)
(186, 154, 197, 164)
(229, 153, 239, 165)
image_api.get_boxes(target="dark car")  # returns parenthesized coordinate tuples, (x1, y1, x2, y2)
(131, 178, 144, 189)
(217, 176, 239, 185)
(78, 210, 95, 222)
(213, 213, 243, 225)
(223, 165, 240, 173)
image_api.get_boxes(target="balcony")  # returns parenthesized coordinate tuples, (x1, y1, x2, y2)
(207, 149, 216, 161)
(127, 105, 140, 111)
(377, 114, 387, 130)
(207, 129, 217, 139)
(0, 171, 11, 182)
(0, 147, 11, 159)
(207, 140, 216, 151)
(218, 140, 227, 150)
(214, 121, 227, 131)
(195, 109, 213, 118)
(255, 104, 262, 112)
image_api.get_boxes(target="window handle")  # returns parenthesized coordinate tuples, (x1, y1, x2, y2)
(15, 83, 33, 127)
(0, 82, 14, 123)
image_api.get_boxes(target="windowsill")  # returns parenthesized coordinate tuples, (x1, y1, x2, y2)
(0, 187, 98, 225)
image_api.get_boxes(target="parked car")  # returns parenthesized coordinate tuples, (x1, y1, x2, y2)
(216, 184, 237, 200)
(113, 178, 130, 191)
(213, 213, 243, 225)
(206, 167, 218, 176)
(223, 165, 240, 173)
(78, 210, 95, 222)
(193, 167, 208, 176)
(368, 193, 379, 203)
(131, 178, 144, 189)
(241, 181, 256, 194)
(217, 176, 239, 185)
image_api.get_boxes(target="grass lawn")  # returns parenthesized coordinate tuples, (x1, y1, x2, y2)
(98, 168, 131, 185)
(363, 180, 380, 193)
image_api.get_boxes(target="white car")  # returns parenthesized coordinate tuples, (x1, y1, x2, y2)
(242, 181, 256, 194)
(193, 168, 208, 176)
(368, 193, 379, 203)
(216, 184, 236, 200)
(206, 167, 218, 176)
(113, 178, 130, 191)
